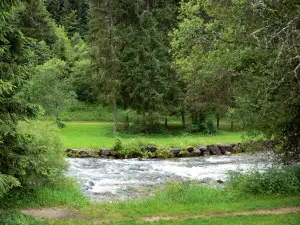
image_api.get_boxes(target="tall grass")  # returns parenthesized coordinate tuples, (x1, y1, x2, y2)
(0, 178, 88, 209)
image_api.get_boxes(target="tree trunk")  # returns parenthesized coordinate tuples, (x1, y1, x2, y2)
(125, 115, 129, 131)
(55, 103, 61, 127)
(217, 114, 220, 130)
(113, 93, 118, 133)
(165, 117, 168, 128)
(231, 120, 234, 132)
(191, 111, 197, 124)
(181, 110, 185, 128)
(199, 109, 205, 123)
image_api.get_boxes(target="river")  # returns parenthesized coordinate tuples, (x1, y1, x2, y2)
(66, 153, 272, 202)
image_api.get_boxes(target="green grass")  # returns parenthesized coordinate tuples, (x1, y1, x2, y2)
(60, 122, 245, 149)
(1, 178, 300, 224)
(0, 179, 88, 209)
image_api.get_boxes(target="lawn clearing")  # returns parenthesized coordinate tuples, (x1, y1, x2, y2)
(60, 122, 245, 149)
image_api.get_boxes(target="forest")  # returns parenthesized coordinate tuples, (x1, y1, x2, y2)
(0, 0, 300, 224)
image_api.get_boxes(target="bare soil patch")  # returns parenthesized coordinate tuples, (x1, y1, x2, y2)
(21, 206, 300, 223)
(143, 206, 300, 222)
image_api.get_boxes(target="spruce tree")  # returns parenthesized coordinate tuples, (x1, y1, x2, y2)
(89, 0, 121, 133)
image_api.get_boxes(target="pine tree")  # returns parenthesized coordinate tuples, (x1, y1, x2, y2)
(0, 0, 37, 197)
(119, 0, 179, 129)
(89, 0, 121, 133)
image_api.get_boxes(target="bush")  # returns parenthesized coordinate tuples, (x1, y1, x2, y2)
(111, 139, 143, 158)
(155, 149, 173, 158)
(60, 101, 125, 122)
(179, 149, 190, 157)
(226, 166, 300, 196)
(185, 120, 217, 134)
(0, 211, 42, 225)
(15, 121, 67, 187)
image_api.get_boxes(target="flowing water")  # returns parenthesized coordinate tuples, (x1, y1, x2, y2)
(66, 153, 272, 202)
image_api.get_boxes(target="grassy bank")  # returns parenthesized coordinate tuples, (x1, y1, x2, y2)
(1, 166, 300, 224)
(60, 122, 244, 149)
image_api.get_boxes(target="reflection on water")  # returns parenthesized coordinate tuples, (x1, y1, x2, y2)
(66, 153, 272, 202)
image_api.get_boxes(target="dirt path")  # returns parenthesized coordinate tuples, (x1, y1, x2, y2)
(21, 206, 300, 223)
(143, 207, 300, 222)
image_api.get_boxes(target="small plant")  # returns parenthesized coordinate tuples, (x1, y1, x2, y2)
(155, 149, 173, 158)
(179, 149, 190, 157)
(112, 139, 122, 152)
(226, 166, 300, 196)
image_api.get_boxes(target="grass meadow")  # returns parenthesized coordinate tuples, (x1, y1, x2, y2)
(60, 121, 245, 149)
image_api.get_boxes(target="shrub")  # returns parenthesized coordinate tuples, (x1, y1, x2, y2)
(179, 149, 190, 157)
(155, 149, 173, 158)
(185, 120, 217, 134)
(111, 139, 143, 158)
(0, 211, 42, 225)
(226, 166, 300, 196)
(15, 121, 67, 187)
(0, 121, 66, 195)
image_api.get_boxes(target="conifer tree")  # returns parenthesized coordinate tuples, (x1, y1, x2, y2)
(89, 0, 121, 133)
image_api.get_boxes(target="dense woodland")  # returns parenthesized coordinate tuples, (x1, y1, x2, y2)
(0, 0, 299, 204)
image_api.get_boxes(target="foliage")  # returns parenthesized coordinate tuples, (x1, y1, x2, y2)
(0, 177, 87, 209)
(1, 121, 66, 188)
(26, 58, 76, 127)
(0, 211, 42, 225)
(171, 0, 300, 162)
(179, 149, 190, 157)
(0, 175, 20, 199)
(17, 0, 57, 45)
(119, 0, 180, 126)
(155, 149, 173, 158)
(60, 101, 124, 122)
(0, 0, 37, 200)
(185, 120, 217, 134)
(89, 0, 121, 132)
(52, 26, 72, 61)
(227, 166, 300, 196)
(69, 33, 93, 102)
(111, 139, 143, 158)
(45, 0, 89, 36)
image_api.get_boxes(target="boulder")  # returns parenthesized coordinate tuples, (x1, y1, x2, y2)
(191, 148, 201, 156)
(232, 143, 243, 153)
(130, 151, 143, 158)
(217, 144, 233, 154)
(225, 151, 231, 156)
(169, 148, 184, 157)
(78, 150, 91, 157)
(147, 145, 157, 152)
(198, 144, 207, 150)
(207, 145, 221, 155)
(65, 149, 78, 157)
(187, 146, 194, 153)
(89, 181, 95, 186)
(99, 148, 115, 157)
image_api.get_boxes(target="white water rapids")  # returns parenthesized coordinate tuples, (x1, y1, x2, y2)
(66, 153, 272, 202)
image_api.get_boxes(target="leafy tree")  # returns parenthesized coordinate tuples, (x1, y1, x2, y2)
(172, 0, 300, 162)
(70, 33, 93, 102)
(27, 58, 76, 127)
(52, 25, 72, 61)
